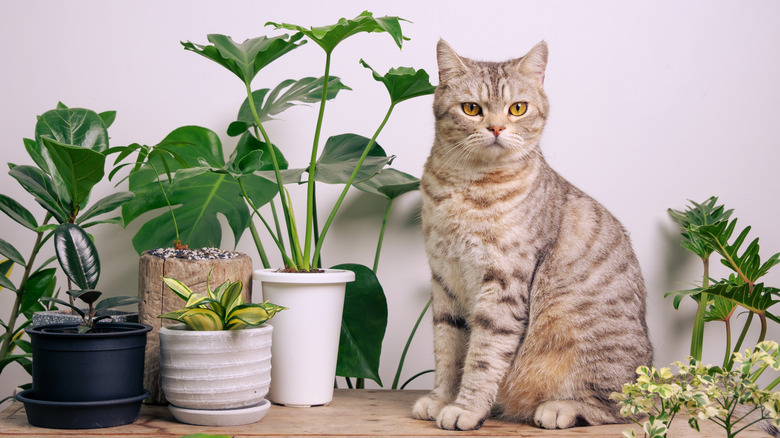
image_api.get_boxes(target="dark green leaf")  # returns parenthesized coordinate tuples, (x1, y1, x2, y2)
(354, 168, 419, 200)
(701, 280, 778, 314)
(76, 191, 135, 225)
(360, 60, 436, 105)
(182, 33, 304, 85)
(54, 223, 100, 290)
(69, 289, 102, 305)
(0, 259, 15, 291)
(8, 165, 68, 223)
(35, 107, 109, 153)
(0, 238, 25, 267)
(98, 111, 117, 129)
(267, 11, 409, 54)
(95, 295, 142, 312)
(41, 137, 106, 207)
(0, 193, 38, 231)
(314, 134, 393, 185)
(20, 268, 56, 317)
(668, 197, 732, 259)
(40, 297, 85, 317)
(23, 137, 48, 174)
(332, 263, 387, 385)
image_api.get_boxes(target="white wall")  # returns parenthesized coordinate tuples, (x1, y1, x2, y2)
(2, 0, 780, 399)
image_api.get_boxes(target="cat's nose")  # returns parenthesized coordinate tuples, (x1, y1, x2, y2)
(487, 126, 505, 137)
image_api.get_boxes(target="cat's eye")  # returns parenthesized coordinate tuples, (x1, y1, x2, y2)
(509, 102, 528, 116)
(462, 102, 482, 116)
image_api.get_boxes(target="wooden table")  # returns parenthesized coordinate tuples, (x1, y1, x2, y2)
(0, 389, 767, 437)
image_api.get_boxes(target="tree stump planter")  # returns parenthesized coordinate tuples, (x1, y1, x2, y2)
(138, 249, 252, 405)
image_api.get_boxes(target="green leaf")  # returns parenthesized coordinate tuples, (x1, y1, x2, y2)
(668, 196, 732, 259)
(8, 165, 69, 223)
(54, 223, 100, 290)
(360, 60, 436, 105)
(0, 260, 15, 291)
(0, 193, 38, 231)
(76, 191, 134, 225)
(182, 33, 304, 85)
(35, 107, 109, 153)
(19, 268, 56, 317)
(267, 11, 409, 54)
(226, 304, 270, 329)
(704, 295, 737, 322)
(354, 168, 419, 200)
(230, 77, 351, 135)
(40, 137, 106, 207)
(702, 280, 778, 314)
(314, 134, 393, 185)
(0, 238, 25, 267)
(332, 263, 387, 385)
(162, 277, 195, 302)
(69, 289, 102, 305)
(121, 126, 250, 253)
(179, 308, 224, 331)
(98, 111, 117, 128)
(95, 295, 142, 313)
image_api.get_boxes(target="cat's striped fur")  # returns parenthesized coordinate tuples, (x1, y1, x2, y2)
(412, 40, 653, 431)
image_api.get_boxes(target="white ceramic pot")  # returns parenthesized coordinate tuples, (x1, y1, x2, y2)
(253, 269, 355, 407)
(159, 323, 273, 422)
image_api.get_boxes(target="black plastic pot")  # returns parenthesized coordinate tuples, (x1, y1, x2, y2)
(25, 322, 152, 402)
(19, 322, 152, 429)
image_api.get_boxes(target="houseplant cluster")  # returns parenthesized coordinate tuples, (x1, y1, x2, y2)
(1, 10, 435, 429)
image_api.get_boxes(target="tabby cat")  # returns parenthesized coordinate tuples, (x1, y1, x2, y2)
(412, 40, 653, 431)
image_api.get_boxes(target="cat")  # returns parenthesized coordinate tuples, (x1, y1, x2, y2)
(412, 40, 653, 431)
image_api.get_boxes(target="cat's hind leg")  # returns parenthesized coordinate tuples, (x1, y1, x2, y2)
(534, 399, 626, 429)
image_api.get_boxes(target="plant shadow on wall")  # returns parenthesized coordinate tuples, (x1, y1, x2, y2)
(0, 104, 133, 400)
(109, 11, 436, 389)
(613, 197, 780, 438)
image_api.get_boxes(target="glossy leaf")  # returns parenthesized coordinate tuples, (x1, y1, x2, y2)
(704, 295, 737, 323)
(314, 134, 393, 185)
(54, 223, 100, 290)
(360, 60, 436, 105)
(668, 197, 733, 260)
(229, 77, 351, 135)
(182, 33, 304, 85)
(354, 168, 419, 200)
(95, 295, 142, 313)
(0, 238, 24, 267)
(162, 277, 195, 302)
(19, 268, 56, 317)
(69, 289, 102, 305)
(8, 165, 68, 223)
(76, 191, 134, 225)
(333, 263, 387, 385)
(0, 259, 15, 292)
(35, 107, 109, 153)
(41, 137, 106, 207)
(0, 193, 38, 231)
(693, 219, 780, 283)
(267, 11, 409, 54)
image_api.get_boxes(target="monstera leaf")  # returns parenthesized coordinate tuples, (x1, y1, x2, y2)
(121, 126, 279, 253)
(267, 11, 408, 54)
(333, 263, 387, 385)
(354, 168, 419, 200)
(313, 134, 393, 185)
(360, 60, 436, 105)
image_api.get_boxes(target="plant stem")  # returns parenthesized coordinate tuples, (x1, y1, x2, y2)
(245, 82, 297, 269)
(312, 102, 396, 265)
(764, 373, 780, 391)
(729, 312, 755, 371)
(303, 52, 332, 271)
(373, 199, 393, 273)
(392, 297, 431, 389)
(691, 256, 710, 361)
(400, 369, 435, 390)
(722, 318, 732, 368)
(237, 178, 295, 268)
(149, 162, 180, 246)
(248, 221, 270, 269)
(0, 215, 50, 362)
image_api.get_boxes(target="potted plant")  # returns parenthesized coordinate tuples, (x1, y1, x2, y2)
(111, 11, 436, 405)
(157, 274, 284, 426)
(612, 197, 780, 437)
(15, 222, 151, 429)
(0, 104, 133, 402)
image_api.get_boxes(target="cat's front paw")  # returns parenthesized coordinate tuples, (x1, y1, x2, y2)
(412, 395, 447, 421)
(437, 404, 487, 431)
(534, 401, 578, 429)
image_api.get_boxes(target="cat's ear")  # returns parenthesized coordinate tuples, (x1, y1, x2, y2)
(516, 41, 548, 86)
(437, 39, 471, 83)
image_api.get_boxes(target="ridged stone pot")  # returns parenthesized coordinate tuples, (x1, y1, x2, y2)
(158, 323, 273, 426)
(253, 269, 355, 407)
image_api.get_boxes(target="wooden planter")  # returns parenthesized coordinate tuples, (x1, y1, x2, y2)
(138, 251, 252, 405)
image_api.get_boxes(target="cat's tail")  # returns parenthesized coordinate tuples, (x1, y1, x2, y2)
(757, 420, 780, 437)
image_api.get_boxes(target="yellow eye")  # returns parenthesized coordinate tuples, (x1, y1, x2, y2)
(509, 102, 528, 116)
(462, 102, 482, 116)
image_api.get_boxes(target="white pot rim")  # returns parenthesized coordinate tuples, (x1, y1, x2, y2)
(160, 323, 273, 336)
(253, 268, 355, 284)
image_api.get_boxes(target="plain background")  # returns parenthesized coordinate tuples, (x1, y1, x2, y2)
(2, 0, 780, 401)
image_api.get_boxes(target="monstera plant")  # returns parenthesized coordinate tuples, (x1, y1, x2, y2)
(109, 11, 435, 392)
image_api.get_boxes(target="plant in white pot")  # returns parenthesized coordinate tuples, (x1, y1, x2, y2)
(158, 274, 285, 426)
(179, 11, 436, 406)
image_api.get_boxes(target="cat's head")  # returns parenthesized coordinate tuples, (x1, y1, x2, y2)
(433, 40, 549, 167)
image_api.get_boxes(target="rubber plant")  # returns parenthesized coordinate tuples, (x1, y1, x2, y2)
(0, 104, 132, 397)
(110, 11, 435, 387)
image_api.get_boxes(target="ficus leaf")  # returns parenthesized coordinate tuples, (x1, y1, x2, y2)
(54, 223, 100, 290)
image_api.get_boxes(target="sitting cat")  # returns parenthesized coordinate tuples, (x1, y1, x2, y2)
(412, 40, 653, 431)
